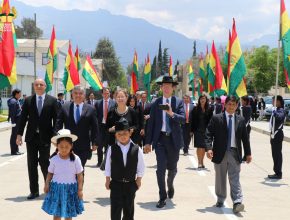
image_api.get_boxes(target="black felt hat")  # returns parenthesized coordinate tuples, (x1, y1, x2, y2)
(157, 76, 178, 85)
(115, 117, 131, 132)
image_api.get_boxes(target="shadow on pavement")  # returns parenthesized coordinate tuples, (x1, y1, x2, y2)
(0, 153, 13, 157)
(146, 165, 157, 169)
(94, 197, 110, 207)
(5, 194, 45, 203)
(137, 199, 176, 211)
(260, 178, 288, 187)
(185, 167, 211, 172)
(196, 205, 244, 217)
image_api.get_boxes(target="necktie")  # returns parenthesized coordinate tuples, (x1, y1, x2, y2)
(186, 104, 189, 123)
(104, 100, 108, 122)
(76, 104, 80, 124)
(142, 102, 145, 111)
(227, 115, 233, 151)
(91, 100, 94, 106)
(165, 99, 171, 133)
(37, 96, 43, 116)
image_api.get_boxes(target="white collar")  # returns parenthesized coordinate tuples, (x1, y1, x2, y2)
(117, 140, 133, 148)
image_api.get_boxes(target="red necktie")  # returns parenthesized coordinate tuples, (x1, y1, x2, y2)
(186, 104, 189, 123)
(104, 100, 108, 122)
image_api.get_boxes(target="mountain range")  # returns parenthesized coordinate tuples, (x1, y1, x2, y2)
(12, 0, 277, 67)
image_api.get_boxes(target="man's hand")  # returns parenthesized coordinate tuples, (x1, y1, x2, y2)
(206, 150, 213, 160)
(144, 115, 150, 120)
(109, 126, 115, 133)
(165, 104, 174, 117)
(245, 155, 252, 164)
(140, 129, 145, 136)
(92, 145, 97, 151)
(143, 144, 152, 154)
(16, 135, 22, 146)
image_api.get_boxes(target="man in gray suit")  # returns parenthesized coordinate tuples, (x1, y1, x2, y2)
(205, 95, 252, 214)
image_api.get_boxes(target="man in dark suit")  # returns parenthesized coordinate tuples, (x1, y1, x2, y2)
(144, 76, 185, 208)
(182, 94, 194, 156)
(8, 89, 22, 155)
(87, 91, 96, 106)
(17, 78, 58, 200)
(56, 92, 65, 109)
(205, 95, 252, 214)
(214, 97, 223, 114)
(138, 92, 151, 147)
(240, 96, 252, 137)
(95, 87, 116, 167)
(56, 85, 99, 168)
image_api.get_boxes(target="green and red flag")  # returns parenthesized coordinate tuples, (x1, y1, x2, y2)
(62, 42, 80, 93)
(82, 55, 103, 91)
(143, 54, 151, 100)
(169, 55, 173, 76)
(74, 46, 81, 71)
(0, 0, 17, 89)
(281, 0, 290, 88)
(225, 19, 247, 97)
(209, 41, 227, 96)
(130, 51, 139, 94)
(44, 26, 58, 92)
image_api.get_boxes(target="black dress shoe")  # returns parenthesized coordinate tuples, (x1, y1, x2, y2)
(96, 163, 101, 168)
(11, 152, 23, 155)
(156, 199, 166, 208)
(268, 174, 282, 179)
(168, 187, 175, 199)
(233, 203, 244, 213)
(27, 193, 39, 200)
(215, 202, 224, 208)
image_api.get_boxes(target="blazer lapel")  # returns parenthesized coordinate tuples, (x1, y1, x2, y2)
(80, 104, 88, 122)
(69, 102, 76, 125)
(235, 114, 239, 134)
(31, 95, 38, 116)
(40, 94, 49, 116)
(223, 112, 228, 132)
(171, 96, 176, 113)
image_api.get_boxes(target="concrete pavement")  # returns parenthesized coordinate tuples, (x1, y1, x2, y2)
(0, 124, 290, 219)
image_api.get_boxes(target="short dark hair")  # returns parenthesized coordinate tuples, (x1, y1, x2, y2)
(225, 95, 238, 104)
(102, 87, 110, 93)
(241, 95, 249, 105)
(273, 95, 284, 108)
(57, 93, 64, 97)
(12, 89, 21, 97)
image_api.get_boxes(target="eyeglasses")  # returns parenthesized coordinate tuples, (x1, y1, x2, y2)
(35, 83, 45, 86)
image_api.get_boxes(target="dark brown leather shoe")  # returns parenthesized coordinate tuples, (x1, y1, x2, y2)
(27, 193, 39, 200)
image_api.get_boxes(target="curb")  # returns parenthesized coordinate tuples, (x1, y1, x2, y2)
(251, 126, 290, 143)
(0, 123, 12, 132)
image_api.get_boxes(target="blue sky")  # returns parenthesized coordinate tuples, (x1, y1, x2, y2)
(17, 0, 281, 43)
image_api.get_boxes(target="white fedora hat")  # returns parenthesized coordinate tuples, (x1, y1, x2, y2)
(51, 129, 78, 144)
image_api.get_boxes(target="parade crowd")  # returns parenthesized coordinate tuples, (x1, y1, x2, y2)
(5, 76, 286, 220)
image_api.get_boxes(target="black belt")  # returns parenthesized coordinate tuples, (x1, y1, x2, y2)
(160, 131, 171, 137)
(112, 178, 134, 183)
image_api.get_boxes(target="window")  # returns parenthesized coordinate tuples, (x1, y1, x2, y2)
(42, 53, 48, 65)
(0, 86, 12, 98)
(16, 52, 34, 62)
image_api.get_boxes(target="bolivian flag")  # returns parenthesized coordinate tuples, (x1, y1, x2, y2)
(188, 63, 194, 83)
(225, 19, 247, 97)
(62, 42, 80, 93)
(281, 0, 290, 88)
(0, 0, 17, 89)
(205, 46, 214, 95)
(82, 56, 103, 91)
(75, 46, 81, 71)
(169, 55, 173, 76)
(130, 51, 139, 94)
(45, 26, 58, 93)
(209, 41, 227, 96)
(143, 54, 151, 99)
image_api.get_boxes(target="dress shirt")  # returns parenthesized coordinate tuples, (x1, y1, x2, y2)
(105, 140, 145, 178)
(184, 103, 190, 123)
(161, 96, 172, 132)
(74, 102, 84, 123)
(36, 94, 46, 108)
(225, 111, 236, 148)
(102, 98, 110, 123)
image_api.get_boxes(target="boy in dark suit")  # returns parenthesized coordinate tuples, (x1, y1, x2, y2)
(105, 118, 145, 220)
(144, 76, 185, 208)
(205, 95, 252, 214)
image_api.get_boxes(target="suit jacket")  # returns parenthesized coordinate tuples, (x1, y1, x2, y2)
(145, 96, 185, 149)
(95, 99, 116, 125)
(205, 112, 251, 164)
(215, 103, 223, 114)
(8, 98, 21, 124)
(18, 94, 58, 144)
(191, 106, 213, 132)
(55, 102, 100, 151)
(87, 99, 97, 107)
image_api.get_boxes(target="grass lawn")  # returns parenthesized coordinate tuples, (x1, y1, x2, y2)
(0, 115, 7, 122)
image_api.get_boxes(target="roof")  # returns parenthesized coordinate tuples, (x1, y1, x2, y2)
(17, 39, 69, 49)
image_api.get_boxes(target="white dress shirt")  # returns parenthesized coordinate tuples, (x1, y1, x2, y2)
(225, 111, 236, 148)
(105, 140, 145, 178)
(161, 96, 172, 132)
(74, 102, 84, 123)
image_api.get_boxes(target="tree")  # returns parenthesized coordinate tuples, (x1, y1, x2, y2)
(93, 37, 128, 90)
(15, 17, 43, 39)
(151, 56, 157, 81)
(162, 48, 169, 74)
(157, 40, 162, 76)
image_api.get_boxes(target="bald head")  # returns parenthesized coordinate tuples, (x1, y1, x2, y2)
(33, 78, 46, 95)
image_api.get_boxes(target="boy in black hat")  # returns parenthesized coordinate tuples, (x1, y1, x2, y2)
(105, 117, 145, 220)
